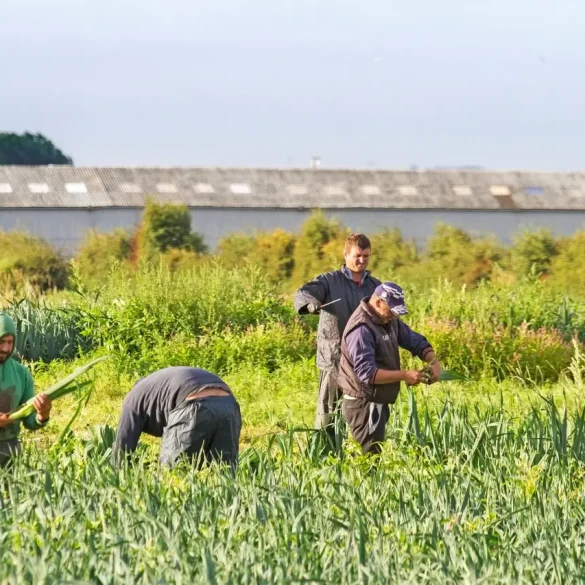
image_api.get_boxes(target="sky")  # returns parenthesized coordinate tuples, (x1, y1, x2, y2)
(1, 0, 584, 170)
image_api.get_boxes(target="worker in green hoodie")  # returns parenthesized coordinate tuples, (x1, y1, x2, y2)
(0, 313, 52, 465)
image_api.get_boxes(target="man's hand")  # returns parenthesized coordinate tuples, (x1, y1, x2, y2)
(428, 360, 442, 384)
(404, 370, 427, 386)
(0, 413, 12, 428)
(307, 302, 322, 315)
(33, 393, 51, 422)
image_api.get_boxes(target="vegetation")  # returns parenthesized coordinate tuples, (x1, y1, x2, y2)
(1, 213, 585, 581)
(0, 131, 73, 165)
(0, 230, 69, 295)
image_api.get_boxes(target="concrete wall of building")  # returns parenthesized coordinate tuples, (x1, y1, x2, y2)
(1, 207, 585, 255)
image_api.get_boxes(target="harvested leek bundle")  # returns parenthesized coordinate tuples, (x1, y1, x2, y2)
(8, 356, 109, 421)
(420, 358, 467, 384)
(437, 369, 467, 382)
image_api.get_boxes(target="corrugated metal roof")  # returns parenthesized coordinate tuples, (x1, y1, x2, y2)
(0, 166, 584, 210)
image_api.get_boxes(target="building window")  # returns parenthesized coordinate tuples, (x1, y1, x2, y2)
(324, 186, 346, 196)
(157, 183, 178, 194)
(28, 183, 50, 193)
(230, 183, 251, 194)
(489, 186, 510, 196)
(452, 186, 472, 196)
(65, 182, 88, 194)
(194, 183, 215, 194)
(361, 185, 381, 195)
(524, 186, 544, 196)
(398, 186, 418, 196)
(120, 183, 142, 193)
(287, 185, 308, 196)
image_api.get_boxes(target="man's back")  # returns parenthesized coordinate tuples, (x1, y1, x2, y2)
(121, 367, 231, 438)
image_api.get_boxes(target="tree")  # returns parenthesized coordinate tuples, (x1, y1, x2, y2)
(0, 230, 69, 292)
(290, 210, 346, 286)
(0, 132, 73, 165)
(248, 229, 297, 284)
(135, 200, 208, 265)
(367, 228, 419, 280)
(74, 229, 132, 288)
(419, 223, 506, 286)
(548, 230, 585, 293)
(510, 228, 558, 278)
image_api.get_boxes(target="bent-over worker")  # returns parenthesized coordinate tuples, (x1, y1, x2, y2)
(113, 366, 241, 470)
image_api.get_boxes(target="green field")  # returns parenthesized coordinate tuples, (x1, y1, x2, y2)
(2, 264, 585, 584)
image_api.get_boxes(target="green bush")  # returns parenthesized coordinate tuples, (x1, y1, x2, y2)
(160, 248, 207, 273)
(215, 233, 256, 267)
(510, 228, 558, 278)
(291, 210, 346, 286)
(0, 230, 69, 293)
(128, 321, 315, 378)
(548, 230, 585, 294)
(135, 200, 207, 264)
(418, 223, 506, 285)
(247, 229, 297, 284)
(74, 263, 300, 360)
(74, 229, 132, 288)
(416, 317, 574, 382)
(368, 228, 419, 280)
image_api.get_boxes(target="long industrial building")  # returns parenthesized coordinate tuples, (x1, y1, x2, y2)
(0, 166, 584, 255)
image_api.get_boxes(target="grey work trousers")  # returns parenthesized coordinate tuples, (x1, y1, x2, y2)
(160, 395, 242, 471)
(315, 368, 342, 431)
(342, 396, 390, 456)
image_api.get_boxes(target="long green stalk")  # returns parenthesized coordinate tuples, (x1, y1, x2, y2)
(8, 356, 109, 420)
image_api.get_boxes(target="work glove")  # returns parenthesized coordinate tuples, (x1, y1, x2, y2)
(307, 302, 322, 314)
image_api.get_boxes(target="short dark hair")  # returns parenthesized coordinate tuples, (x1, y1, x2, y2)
(344, 233, 371, 253)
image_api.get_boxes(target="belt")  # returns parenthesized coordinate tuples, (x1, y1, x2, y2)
(186, 387, 231, 401)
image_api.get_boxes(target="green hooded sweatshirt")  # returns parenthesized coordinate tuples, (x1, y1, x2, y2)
(0, 313, 46, 442)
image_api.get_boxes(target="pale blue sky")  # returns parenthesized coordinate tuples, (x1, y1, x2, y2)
(1, 0, 583, 170)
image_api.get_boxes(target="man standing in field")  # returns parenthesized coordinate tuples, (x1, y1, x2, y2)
(338, 282, 441, 455)
(0, 314, 52, 466)
(112, 366, 242, 470)
(294, 233, 381, 442)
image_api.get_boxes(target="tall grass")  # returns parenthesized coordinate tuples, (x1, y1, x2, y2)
(4, 264, 585, 382)
(2, 264, 585, 582)
(3, 395, 585, 584)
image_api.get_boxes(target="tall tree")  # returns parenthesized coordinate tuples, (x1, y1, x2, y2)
(0, 132, 73, 165)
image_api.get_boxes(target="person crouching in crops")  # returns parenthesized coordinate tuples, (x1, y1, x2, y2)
(0, 314, 52, 466)
(338, 283, 441, 456)
(112, 366, 242, 471)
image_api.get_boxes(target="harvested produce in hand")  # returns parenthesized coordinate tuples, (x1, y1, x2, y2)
(437, 369, 467, 382)
(419, 361, 467, 384)
(8, 356, 109, 420)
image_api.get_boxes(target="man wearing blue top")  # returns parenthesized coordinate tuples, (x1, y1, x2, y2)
(338, 282, 441, 455)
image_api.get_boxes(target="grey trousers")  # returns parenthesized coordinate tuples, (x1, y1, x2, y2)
(342, 396, 390, 455)
(315, 368, 342, 431)
(160, 396, 242, 470)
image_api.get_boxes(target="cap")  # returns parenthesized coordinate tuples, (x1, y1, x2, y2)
(374, 282, 409, 316)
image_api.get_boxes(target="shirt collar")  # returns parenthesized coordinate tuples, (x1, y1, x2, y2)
(342, 265, 369, 286)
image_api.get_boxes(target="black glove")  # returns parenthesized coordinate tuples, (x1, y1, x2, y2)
(307, 302, 322, 314)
